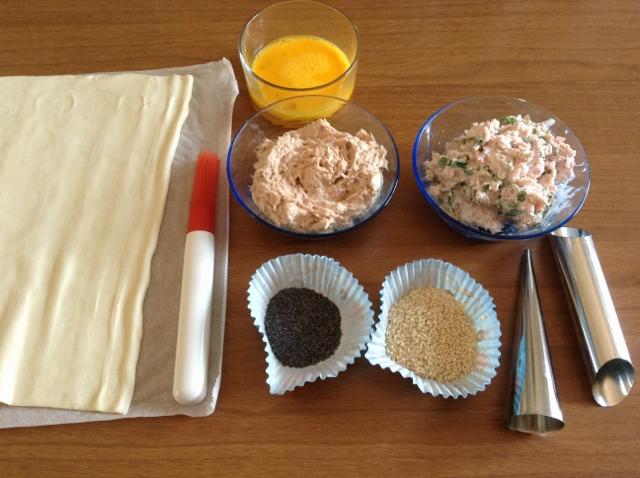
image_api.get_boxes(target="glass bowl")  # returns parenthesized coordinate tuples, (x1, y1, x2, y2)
(238, 0, 359, 121)
(227, 96, 400, 239)
(412, 96, 590, 241)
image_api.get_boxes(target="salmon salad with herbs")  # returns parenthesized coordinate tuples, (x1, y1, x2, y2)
(425, 114, 576, 233)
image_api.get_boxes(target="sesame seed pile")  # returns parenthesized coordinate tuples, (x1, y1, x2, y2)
(385, 287, 477, 382)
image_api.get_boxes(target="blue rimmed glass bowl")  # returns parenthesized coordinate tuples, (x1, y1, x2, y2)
(227, 96, 400, 238)
(412, 96, 590, 241)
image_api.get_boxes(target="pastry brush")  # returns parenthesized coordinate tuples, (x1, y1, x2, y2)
(173, 151, 219, 405)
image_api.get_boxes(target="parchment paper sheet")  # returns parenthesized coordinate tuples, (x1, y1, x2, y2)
(0, 59, 239, 428)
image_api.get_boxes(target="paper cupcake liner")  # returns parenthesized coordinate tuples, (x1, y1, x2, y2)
(248, 253, 374, 394)
(365, 258, 501, 398)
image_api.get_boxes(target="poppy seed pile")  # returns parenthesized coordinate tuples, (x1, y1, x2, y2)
(265, 287, 342, 368)
(385, 287, 477, 382)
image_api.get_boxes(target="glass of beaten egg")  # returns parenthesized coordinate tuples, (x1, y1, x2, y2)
(238, 0, 359, 123)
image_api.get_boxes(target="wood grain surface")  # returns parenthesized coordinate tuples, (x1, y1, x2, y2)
(1, 1, 639, 476)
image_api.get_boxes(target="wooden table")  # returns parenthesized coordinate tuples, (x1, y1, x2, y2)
(1, 1, 639, 476)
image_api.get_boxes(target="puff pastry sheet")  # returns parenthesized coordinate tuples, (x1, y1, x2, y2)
(0, 73, 193, 414)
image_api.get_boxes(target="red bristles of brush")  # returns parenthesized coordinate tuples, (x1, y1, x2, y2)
(187, 151, 219, 234)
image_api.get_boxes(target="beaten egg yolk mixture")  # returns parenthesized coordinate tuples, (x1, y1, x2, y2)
(249, 35, 354, 121)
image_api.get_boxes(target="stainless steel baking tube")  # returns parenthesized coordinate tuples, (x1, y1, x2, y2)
(506, 249, 564, 434)
(549, 227, 635, 406)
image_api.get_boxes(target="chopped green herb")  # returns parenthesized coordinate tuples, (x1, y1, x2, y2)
(450, 160, 473, 175)
(438, 156, 450, 167)
(503, 207, 520, 219)
(501, 115, 517, 125)
(517, 190, 527, 202)
(483, 184, 491, 192)
(500, 201, 521, 220)
(532, 128, 538, 135)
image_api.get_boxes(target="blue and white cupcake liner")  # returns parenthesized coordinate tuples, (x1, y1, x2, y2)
(248, 253, 374, 394)
(365, 258, 501, 398)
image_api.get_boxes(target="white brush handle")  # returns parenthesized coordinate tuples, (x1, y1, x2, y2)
(173, 231, 215, 405)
